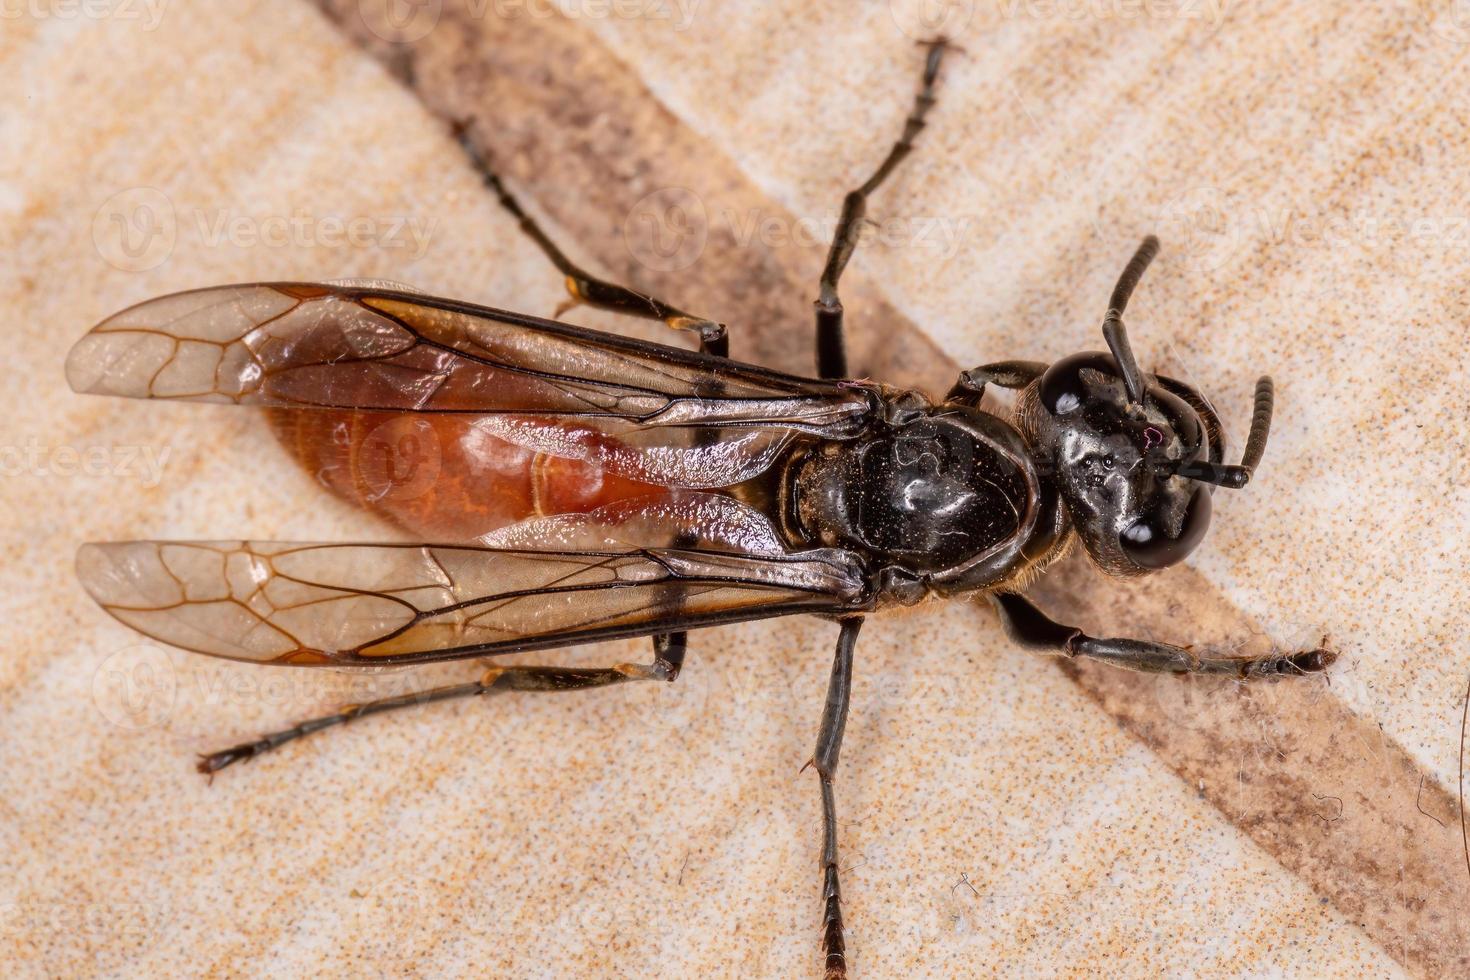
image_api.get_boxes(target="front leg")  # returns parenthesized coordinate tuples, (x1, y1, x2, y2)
(946, 360, 1047, 403)
(990, 593, 1335, 677)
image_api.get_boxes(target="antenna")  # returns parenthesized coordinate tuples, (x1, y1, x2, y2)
(1176, 377, 1274, 489)
(1101, 236, 1159, 405)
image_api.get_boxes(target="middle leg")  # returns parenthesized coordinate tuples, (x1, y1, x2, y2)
(813, 39, 950, 379)
(456, 129, 725, 660)
(454, 122, 728, 357)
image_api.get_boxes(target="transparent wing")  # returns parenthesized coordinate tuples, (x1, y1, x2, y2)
(65, 283, 873, 435)
(76, 538, 869, 667)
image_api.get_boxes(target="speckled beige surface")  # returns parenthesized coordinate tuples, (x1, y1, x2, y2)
(1, 1, 1465, 976)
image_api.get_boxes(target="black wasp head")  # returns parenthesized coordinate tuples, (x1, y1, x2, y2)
(1022, 351, 1214, 575)
(1018, 237, 1274, 577)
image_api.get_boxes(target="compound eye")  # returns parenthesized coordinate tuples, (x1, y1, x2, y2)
(1120, 484, 1213, 569)
(1039, 353, 1114, 416)
(1150, 388, 1204, 459)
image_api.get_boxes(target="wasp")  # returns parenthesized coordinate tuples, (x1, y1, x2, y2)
(66, 40, 1333, 977)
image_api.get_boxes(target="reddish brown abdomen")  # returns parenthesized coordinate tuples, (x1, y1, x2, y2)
(269, 409, 666, 542)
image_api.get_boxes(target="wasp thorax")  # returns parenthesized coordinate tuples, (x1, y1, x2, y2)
(793, 413, 1031, 578)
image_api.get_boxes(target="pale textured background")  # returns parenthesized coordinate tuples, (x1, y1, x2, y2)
(2, 1, 1468, 976)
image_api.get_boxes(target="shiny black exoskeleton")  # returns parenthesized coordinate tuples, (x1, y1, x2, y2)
(80, 36, 1333, 980)
(789, 400, 1064, 602)
(792, 236, 1276, 610)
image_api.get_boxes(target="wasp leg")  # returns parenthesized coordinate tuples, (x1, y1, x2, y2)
(813, 39, 949, 379)
(809, 617, 864, 979)
(458, 127, 721, 658)
(652, 630, 688, 681)
(946, 360, 1048, 403)
(989, 593, 1337, 677)
(454, 122, 727, 357)
(196, 648, 687, 777)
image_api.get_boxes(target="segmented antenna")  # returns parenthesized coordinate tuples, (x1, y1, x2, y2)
(1238, 376, 1274, 472)
(1098, 238, 1274, 490)
(1101, 235, 1159, 405)
(1176, 376, 1274, 489)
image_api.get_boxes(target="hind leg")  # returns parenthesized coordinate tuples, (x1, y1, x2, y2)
(198, 644, 688, 776)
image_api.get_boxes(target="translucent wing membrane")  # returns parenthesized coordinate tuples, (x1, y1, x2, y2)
(65, 283, 873, 435)
(77, 539, 869, 667)
(69, 285, 878, 662)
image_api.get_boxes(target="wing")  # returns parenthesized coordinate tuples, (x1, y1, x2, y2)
(65, 283, 873, 436)
(76, 539, 870, 667)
